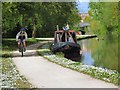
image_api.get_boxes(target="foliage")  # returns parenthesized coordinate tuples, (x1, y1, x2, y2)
(84, 15, 91, 22)
(89, 2, 119, 36)
(88, 2, 119, 73)
(2, 2, 80, 38)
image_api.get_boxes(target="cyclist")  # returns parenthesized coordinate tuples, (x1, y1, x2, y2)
(16, 27, 28, 52)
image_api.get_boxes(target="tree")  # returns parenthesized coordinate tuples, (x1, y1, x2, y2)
(2, 2, 80, 38)
(89, 2, 119, 36)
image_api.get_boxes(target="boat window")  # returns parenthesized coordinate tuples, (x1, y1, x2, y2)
(68, 32, 75, 43)
(55, 31, 77, 43)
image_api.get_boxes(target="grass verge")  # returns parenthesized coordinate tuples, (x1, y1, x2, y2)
(2, 38, 38, 57)
(37, 49, 120, 85)
(1, 38, 39, 88)
(1, 58, 33, 88)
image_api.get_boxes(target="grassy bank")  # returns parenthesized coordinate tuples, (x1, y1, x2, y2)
(1, 58, 33, 88)
(2, 38, 38, 57)
(2, 38, 38, 51)
(37, 48, 120, 85)
(1, 38, 39, 88)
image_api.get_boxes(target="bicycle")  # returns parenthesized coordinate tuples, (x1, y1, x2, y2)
(19, 40, 24, 57)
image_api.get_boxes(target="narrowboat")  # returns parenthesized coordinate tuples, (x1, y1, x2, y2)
(50, 29, 81, 62)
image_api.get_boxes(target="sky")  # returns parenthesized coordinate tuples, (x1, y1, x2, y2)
(76, 1, 90, 13)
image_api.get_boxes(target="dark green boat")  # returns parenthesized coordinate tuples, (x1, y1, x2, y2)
(50, 30, 81, 62)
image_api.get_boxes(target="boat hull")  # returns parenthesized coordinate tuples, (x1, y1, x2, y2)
(50, 42, 81, 61)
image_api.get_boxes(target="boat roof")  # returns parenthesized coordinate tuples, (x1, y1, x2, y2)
(55, 30, 75, 33)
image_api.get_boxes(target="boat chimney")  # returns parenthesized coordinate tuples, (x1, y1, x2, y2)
(57, 25, 59, 31)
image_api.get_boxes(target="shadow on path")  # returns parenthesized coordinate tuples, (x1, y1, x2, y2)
(12, 41, 49, 57)
(12, 50, 38, 57)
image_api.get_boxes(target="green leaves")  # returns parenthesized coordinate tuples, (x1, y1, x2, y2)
(89, 2, 119, 36)
(2, 2, 80, 38)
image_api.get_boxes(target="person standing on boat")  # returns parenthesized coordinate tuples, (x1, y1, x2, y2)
(63, 24, 69, 30)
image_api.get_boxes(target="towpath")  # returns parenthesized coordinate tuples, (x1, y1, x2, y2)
(12, 41, 117, 88)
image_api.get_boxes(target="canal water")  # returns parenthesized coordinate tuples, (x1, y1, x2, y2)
(78, 35, 118, 72)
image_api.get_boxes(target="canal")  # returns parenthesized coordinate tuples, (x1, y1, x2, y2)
(78, 35, 118, 72)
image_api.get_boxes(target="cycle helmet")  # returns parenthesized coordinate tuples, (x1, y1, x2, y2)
(21, 27, 25, 31)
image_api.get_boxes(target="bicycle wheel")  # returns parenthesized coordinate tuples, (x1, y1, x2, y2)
(20, 42, 24, 57)
(21, 48, 23, 57)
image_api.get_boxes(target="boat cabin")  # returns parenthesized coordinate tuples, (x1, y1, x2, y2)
(54, 30, 77, 43)
(51, 29, 81, 62)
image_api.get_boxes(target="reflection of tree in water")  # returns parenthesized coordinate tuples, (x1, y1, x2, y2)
(79, 35, 118, 71)
(94, 35, 118, 71)
(81, 40, 94, 65)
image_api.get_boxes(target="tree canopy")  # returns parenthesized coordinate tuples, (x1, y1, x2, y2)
(2, 2, 80, 38)
(88, 2, 119, 36)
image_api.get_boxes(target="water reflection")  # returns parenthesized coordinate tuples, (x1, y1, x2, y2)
(78, 35, 118, 72)
(82, 52, 94, 65)
(81, 40, 94, 65)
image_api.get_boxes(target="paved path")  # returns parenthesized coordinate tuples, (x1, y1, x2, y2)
(12, 42, 118, 88)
